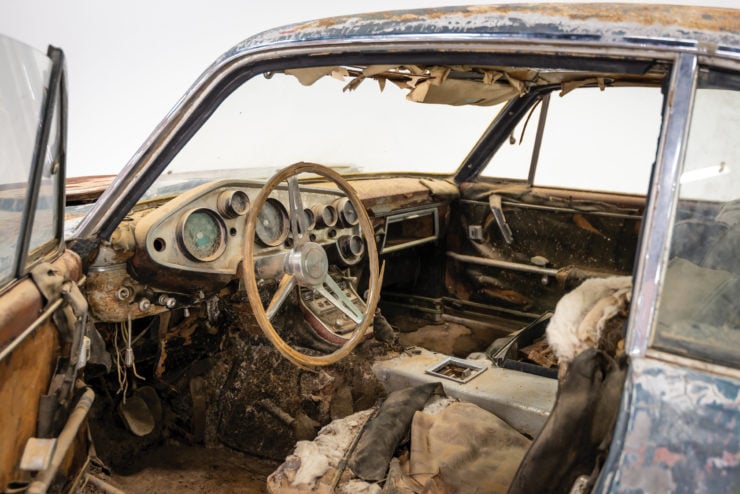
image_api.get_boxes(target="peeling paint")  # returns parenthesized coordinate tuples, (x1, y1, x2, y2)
(227, 3, 740, 62)
(601, 358, 740, 493)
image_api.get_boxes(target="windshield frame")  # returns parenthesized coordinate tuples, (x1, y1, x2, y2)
(75, 35, 702, 241)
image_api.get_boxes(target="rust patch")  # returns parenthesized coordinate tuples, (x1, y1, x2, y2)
(0, 320, 59, 490)
(0, 250, 86, 490)
(66, 175, 115, 204)
(0, 250, 82, 347)
(284, 3, 739, 39)
(573, 213, 607, 239)
(465, 4, 739, 33)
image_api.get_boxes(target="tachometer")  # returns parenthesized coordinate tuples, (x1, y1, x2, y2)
(178, 208, 227, 262)
(256, 198, 289, 247)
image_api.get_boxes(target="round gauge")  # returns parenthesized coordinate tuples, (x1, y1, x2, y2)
(334, 197, 359, 227)
(312, 204, 338, 228)
(302, 208, 316, 230)
(178, 208, 227, 262)
(256, 198, 289, 246)
(338, 234, 365, 258)
(217, 190, 250, 218)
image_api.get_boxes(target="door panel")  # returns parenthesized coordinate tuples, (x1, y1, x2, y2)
(0, 250, 82, 490)
(447, 186, 643, 317)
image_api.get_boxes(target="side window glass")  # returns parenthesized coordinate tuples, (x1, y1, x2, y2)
(28, 92, 61, 255)
(653, 68, 740, 368)
(535, 87, 662, 194)
(0, 38, 52, 286)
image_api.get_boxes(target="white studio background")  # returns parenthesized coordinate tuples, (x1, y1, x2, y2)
(0, 0, 736, 178)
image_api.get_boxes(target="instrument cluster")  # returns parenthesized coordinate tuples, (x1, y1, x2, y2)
(133, 179, 365, 280)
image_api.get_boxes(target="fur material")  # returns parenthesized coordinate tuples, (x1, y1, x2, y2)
(546, 276, 632, 365)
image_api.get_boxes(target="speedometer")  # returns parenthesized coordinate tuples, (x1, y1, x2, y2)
(256, 198, 289, 247)
(178, 208, 227, 262)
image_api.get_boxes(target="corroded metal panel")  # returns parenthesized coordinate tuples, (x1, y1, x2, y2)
(599, 357, 739, 493)
(232, 4, 740, 56)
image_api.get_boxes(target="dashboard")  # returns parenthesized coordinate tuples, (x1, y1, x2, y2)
(85, 176, 450, 323)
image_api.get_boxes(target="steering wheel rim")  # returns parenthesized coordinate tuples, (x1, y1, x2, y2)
(242, 162, 381, 367)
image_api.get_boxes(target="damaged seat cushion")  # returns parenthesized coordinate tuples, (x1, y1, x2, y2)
(268, 393, 532, 493)
(406, 401, 531, 493)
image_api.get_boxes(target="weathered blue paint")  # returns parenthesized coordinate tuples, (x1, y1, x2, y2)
(597, 358, 740, 493)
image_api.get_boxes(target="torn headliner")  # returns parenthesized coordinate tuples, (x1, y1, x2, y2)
(226, 3, 740, 61)
(283, 63, 666, 107)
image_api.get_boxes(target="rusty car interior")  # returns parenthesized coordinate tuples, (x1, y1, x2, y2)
(7, 34, 735, 491)
(63, 60, 669, 493)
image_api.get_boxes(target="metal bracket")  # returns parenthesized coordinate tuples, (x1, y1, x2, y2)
(20, 438, 57, 472)
(489, 194, 514, 244)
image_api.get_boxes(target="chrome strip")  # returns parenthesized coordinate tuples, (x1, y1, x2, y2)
(645, 348, 740, 380)
(446, 251, 626, 279)
(447, 251, 559, 276)
(625, 53, 697, 358)
(381, 207, 439, 254)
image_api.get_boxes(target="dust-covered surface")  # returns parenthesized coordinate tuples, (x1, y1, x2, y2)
(266, 408, 375, 493)
(87, 294, 394, 469)
(267, 394, 531, 493)
(81, 445, 278, 494)
(213, 333, 390, 460)
(398, 321, 501, 358)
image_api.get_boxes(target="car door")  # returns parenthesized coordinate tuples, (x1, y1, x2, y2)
(596, 57, 740, 494)
(0, 39, 89, 493)
(446, 85, 662, 328)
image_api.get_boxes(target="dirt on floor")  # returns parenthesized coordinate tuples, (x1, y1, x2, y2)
(398, 321, 502, 357)
(82, 445, 279, 494)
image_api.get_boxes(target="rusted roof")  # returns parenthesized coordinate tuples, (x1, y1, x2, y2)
(230, 3, 740, 56)
(66, 175, 116, 204)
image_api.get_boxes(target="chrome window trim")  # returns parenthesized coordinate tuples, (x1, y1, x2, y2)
(626, 52, 698, 358)
(644, 348, 740, 381)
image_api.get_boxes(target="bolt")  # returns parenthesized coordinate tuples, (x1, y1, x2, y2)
(158, 294, 177, 309)
(115, 286, 132, 301)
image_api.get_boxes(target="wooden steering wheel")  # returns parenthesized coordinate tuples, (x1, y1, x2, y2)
(242, 162, 381, 367)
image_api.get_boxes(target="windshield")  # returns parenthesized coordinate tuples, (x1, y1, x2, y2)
(147, 68, 502, 198)
(0, 36, 52, 283)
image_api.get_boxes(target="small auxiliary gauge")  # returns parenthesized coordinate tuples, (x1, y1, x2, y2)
(333, 197, 359, 227)
(311, 203, 338, 228)
(217, 189, 250, 218)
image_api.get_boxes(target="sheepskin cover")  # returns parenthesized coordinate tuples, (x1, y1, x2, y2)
(546, 276, 631, 365)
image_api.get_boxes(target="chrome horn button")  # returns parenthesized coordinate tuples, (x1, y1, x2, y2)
(285, 242, 329, 286)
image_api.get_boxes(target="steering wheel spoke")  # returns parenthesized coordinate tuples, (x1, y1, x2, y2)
(316, 275, 363, 324)
(287, 176, 309, 247)
(266, 274, 297, 321)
